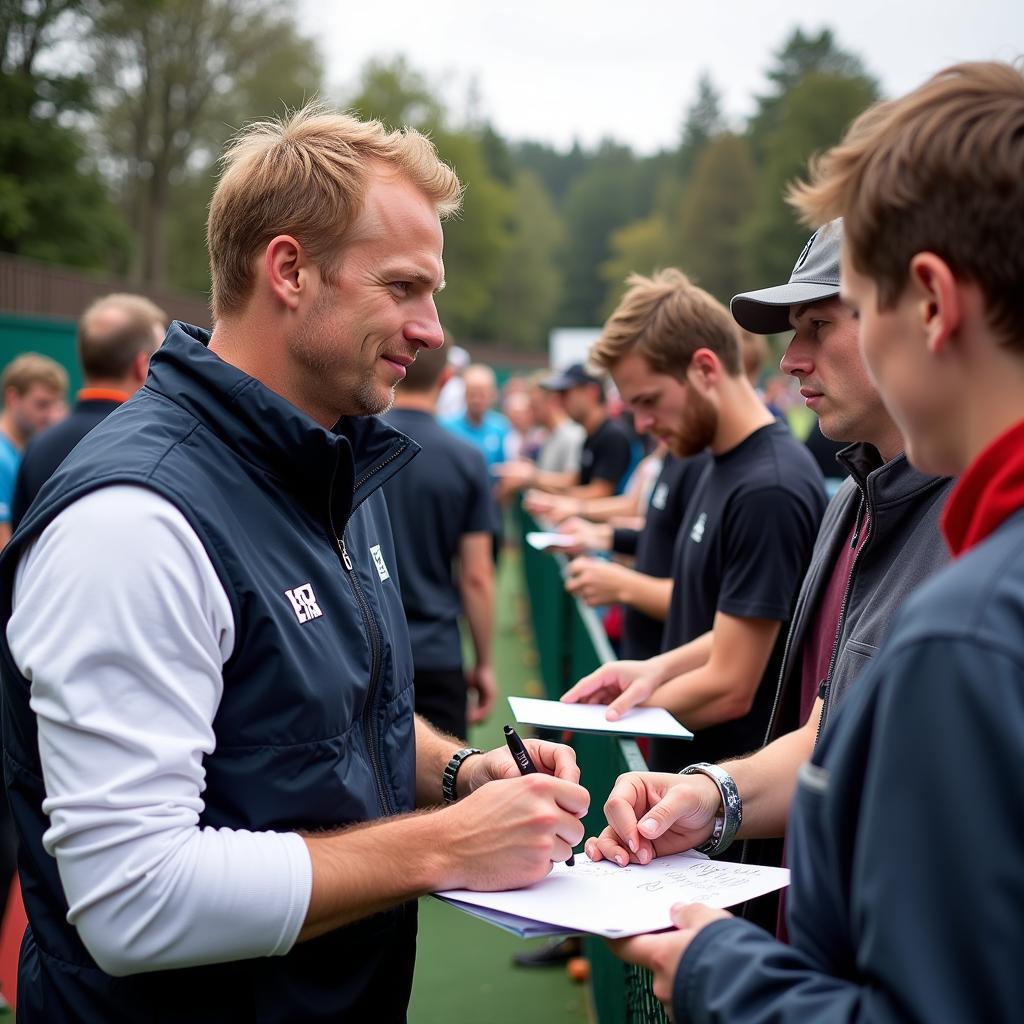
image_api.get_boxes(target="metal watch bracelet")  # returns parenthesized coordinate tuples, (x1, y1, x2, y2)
(441, 747, 483, 805)
(679, 762, 742, 857)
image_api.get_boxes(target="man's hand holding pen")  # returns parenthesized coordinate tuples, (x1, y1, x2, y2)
(437, 733, 588, 892)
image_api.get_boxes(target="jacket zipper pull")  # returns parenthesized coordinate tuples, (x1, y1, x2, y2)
(340, 537, 353, 571)
(851, 494, 866, 549)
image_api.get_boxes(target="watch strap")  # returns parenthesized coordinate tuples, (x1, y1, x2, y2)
(442, 747, 483, 804)
(679, 762, 742, 857)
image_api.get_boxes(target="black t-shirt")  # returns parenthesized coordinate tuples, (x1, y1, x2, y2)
(580, 416, 633, 490)
(383, 408, 493, 671)
(651, 421, 826, 771)
(616, 452, 712, 660)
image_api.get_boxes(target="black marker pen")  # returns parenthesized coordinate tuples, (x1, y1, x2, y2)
(504, 724, 575, 867)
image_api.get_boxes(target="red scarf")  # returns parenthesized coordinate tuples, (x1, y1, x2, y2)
(941, 418, 1024, 557)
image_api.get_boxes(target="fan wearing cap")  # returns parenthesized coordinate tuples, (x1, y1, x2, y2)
(562, 269, 826, 791)
(581, 221, 952, 923)
(506, 362, 634, 503)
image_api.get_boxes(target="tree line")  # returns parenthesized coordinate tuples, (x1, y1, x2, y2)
(1, 2, 878, 348)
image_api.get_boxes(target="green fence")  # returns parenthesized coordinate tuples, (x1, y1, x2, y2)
(517, 504, 670, 1024)
(0, 312, 82, 393)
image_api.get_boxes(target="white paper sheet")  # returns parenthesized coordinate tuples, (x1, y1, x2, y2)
(436, 852, 790, 938)
(508, 695, 693, 739)
(525, 531, 576, 551)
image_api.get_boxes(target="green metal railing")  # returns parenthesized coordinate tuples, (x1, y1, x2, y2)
(517, 504, 670, 1024)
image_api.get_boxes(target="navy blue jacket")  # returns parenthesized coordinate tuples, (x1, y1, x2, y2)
(674, 507, 1024, 1023)
(0, 323, 421, 1023)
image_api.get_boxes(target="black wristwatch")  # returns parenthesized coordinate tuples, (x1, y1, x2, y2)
(441, 747, 483, 804)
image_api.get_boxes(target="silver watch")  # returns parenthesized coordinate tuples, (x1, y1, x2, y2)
(679, 762, 742, 857)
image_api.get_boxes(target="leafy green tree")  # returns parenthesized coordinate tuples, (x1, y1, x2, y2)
(347, 55, 445, 131)
(477, 170, 564, 349)
(743, 70, 878, 285)
(0, 0, 130, 268)
(678, 72, 724, 181)
(91, 0, 323, 287)
(558, 141, 658, 326)
(676, 133, 758, 303)
(748, 28, 876, 158)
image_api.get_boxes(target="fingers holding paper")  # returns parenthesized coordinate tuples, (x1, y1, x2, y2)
(585, 771, 719, 866)
(609, 903, 732, 1014)
(561, 659, 658, 719)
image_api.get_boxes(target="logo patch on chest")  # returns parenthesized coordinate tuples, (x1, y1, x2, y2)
(370, 544, 391, 582)
(689, 512, 708, 544)
(284, 583, 322, 623)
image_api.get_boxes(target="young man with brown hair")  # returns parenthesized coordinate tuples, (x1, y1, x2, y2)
(0, 354, 67, 547)
(563, 269, 825, 778)
(612, 61, 1024, 1023)
(0, 105, 586, 1023)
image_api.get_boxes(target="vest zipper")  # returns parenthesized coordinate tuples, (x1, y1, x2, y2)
(327, 437, 410, 819)
(335, 532, 394, 817)
(814, 491, 869, 747)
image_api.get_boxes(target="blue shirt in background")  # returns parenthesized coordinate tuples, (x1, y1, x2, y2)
(442, 410, 509, 476)
(0, 433, 21, 525)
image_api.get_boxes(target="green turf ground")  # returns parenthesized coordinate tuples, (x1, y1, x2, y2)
(407, 547, 590, 1024)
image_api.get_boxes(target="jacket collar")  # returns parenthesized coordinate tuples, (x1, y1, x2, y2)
(145, 323, 418, 528)
(837, 442, 946, 509)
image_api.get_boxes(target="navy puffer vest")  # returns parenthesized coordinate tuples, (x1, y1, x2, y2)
(0, 323, 420, 1022)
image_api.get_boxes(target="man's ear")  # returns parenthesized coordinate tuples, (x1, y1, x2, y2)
(908, 252, 961, 356)
(264, 235, 308, 311)
(687, 348, 720, 391)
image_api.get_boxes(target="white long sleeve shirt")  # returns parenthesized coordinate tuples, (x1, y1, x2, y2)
(7, 485, 312, 976)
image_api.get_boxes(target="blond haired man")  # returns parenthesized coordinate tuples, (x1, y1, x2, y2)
(0, 353, 67, 547)
(563, 270, 825, 779)
(0, 106, 586, 1022)
(613, 62, 1024, 1024)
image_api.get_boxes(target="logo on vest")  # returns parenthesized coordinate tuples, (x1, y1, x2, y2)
(370, 544, 391, 582)
(689, 512, 707, 543)
(284, 583, 322, 623)
(651, 481, 669, 511)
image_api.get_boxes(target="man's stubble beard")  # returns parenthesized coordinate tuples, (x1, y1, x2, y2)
(291, 297, 394, 419)
(671, 385, 718, 457)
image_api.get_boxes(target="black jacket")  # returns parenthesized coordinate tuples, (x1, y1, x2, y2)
(675, 507, 1024, 1024)
(0, 323, 420, 1023)
(764, 444, 952, 744)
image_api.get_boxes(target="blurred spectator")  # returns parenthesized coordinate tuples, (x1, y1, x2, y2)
(762, 373, 795, 417)
(385, 344, 496, 739)
(503, 363, 632, 503)
(442, 363, 509, 475)
(502, 389, 534, 462)
(442, 363, 507, 557)
(528, 373, 585, 473)
(12, 294, 166, 531)
(435, 342, 470, 419)
(0, 353, 68, 548)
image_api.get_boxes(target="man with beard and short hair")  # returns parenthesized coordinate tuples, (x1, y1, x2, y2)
(564, 268, 826, 783)
(0, 104, 586, 1023)
(578, 218, 953, 935)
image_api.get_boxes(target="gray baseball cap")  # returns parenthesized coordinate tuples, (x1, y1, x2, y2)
(731, 218, 843, 335)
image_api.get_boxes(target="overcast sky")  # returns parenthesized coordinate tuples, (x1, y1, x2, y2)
(296, 0, 1022, 154)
